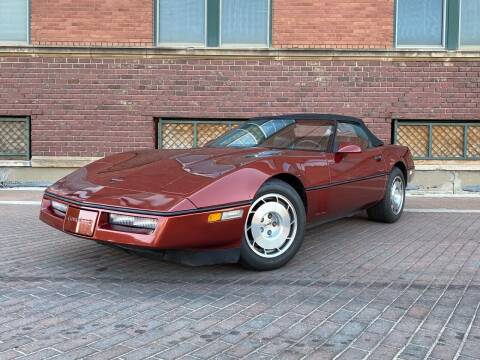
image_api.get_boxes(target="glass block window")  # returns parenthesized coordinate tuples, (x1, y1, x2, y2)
(0, 0, 29, 43)
(221, 0, 269, 46)
(0, 117, 30, 160)
(394, 121, 480, 160)
(156, 0, 270, 47)
(396, 0, 445, 47)
(460, 0, 480, 47)
(158, 119, 240, 149)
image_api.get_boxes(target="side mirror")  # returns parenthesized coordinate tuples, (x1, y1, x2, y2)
(337, 144, 362, 154)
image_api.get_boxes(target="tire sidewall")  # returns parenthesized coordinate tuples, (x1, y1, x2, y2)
(240, 179, 306, 271)
(384, 168, 406, 222)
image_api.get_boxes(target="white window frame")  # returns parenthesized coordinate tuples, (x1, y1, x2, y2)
(218, 0, 271, 49)
(156, 0, 208, 48)
(459, 0, 480, 50)
(395, 0, 447, 49)
(0, 0, 30, 46)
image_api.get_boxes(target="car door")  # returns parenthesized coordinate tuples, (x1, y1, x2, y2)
(262, 119, 335, 222)
(326, 121, 387, 217)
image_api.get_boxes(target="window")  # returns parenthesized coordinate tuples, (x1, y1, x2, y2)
(209, 119, 334, 151)
(156, 0, 270, 47)
(261, 121, 333, 152)
(157, 119, 240, 149)
(396, 0, 445, 47)
(0, 117, 30, 160)
(460, 0, 480, 47)
(221, 0, 269, 46)
(157, 0, 205, 46)
(0, 0, 29, 44)
(394, 121, 480, 160)
(335, 122, 371, 151)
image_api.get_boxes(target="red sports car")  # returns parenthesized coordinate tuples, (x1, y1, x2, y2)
(40, 114, 414, 270)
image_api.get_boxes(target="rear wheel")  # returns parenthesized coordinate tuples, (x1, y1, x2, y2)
(367, 167, 405, 223)
(240, 179, 306, 271)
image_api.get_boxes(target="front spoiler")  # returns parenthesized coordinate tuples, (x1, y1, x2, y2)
(99, 242, 240, 266)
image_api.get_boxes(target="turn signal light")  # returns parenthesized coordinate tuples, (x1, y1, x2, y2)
(208, 209, 244, 223)
(208, 213, 222, 223)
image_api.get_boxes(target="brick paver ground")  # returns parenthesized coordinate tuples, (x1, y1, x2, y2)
(0, 203, 479, 359)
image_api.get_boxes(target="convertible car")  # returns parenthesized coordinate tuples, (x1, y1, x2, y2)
(40, 114, 414, 270)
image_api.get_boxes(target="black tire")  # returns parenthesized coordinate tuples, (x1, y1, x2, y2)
(367, 167, 406, 223)
(240, 179, 306, 271)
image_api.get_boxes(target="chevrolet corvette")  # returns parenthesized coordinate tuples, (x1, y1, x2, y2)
(40, 114, 414, 270)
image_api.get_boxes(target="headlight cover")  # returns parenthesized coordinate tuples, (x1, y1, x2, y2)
(51, 200, 68, 214)
(109, 214, 158, 230)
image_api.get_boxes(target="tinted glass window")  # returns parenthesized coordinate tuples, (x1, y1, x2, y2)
(396, 0, 444, 47)
(221, 0, 269, 46)
(158, 0, 205, 45)
(0, 0, 28, 43)
(262, 122, 333, 151)
(207, 119, 334, 151)
(461, 0, 480, 47)
(335, 122, 371, 150)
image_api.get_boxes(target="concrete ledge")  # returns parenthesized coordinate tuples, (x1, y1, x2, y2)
(1, 156, 479, 195)
(409, 169, 480, 194)
(31, 156, 101, 168)
(1, 45, 480, 61)
(415, 164, 480, 171)
(25, 156, 480, 171)
(415, 160, 480, 171)
(0, 160, 31, 167)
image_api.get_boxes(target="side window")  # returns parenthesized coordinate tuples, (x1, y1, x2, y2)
(260, 121, 334, 152)
(290, 123, 334, 152)
(335, 122, 371, 151)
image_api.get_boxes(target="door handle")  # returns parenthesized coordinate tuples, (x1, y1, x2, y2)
(374, 155, 383, 162)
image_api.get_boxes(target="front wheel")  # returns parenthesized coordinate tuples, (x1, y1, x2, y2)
(367, 167, 406, 223)
(240, 179, 306, 271)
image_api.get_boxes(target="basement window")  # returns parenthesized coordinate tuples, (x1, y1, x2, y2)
(157, 119, 241, 149)
(394, 121, 480, 160)
(0, 0, 29, 44)
(0, 117, 31, 160)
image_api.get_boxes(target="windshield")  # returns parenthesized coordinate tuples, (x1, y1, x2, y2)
(207, 119, 335, 152)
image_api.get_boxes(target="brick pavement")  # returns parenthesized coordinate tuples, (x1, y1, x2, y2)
(0, 204, 479, 359)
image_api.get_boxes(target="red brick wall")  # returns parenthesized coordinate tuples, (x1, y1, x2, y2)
(0, 55, 478, 157)
(31, 0, 153, 46)
(273, 0, 394, 49)
(29, 0, 395, 49)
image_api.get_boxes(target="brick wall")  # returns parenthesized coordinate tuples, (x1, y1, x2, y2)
(273, 0, 394, 49)
(28, 0, 395, 49)
(31, 0, 153, 47)
(0, 55, 478, 157)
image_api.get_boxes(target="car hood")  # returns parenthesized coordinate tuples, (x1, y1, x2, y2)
(47, 148, 265, 212)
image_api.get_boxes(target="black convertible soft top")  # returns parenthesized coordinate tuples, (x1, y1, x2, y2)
(250, 113, 384, 147)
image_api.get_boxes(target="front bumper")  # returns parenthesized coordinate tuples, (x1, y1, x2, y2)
(39, 193, 250, 261)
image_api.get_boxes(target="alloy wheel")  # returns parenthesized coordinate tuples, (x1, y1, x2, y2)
(244, 193, 298, 258)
